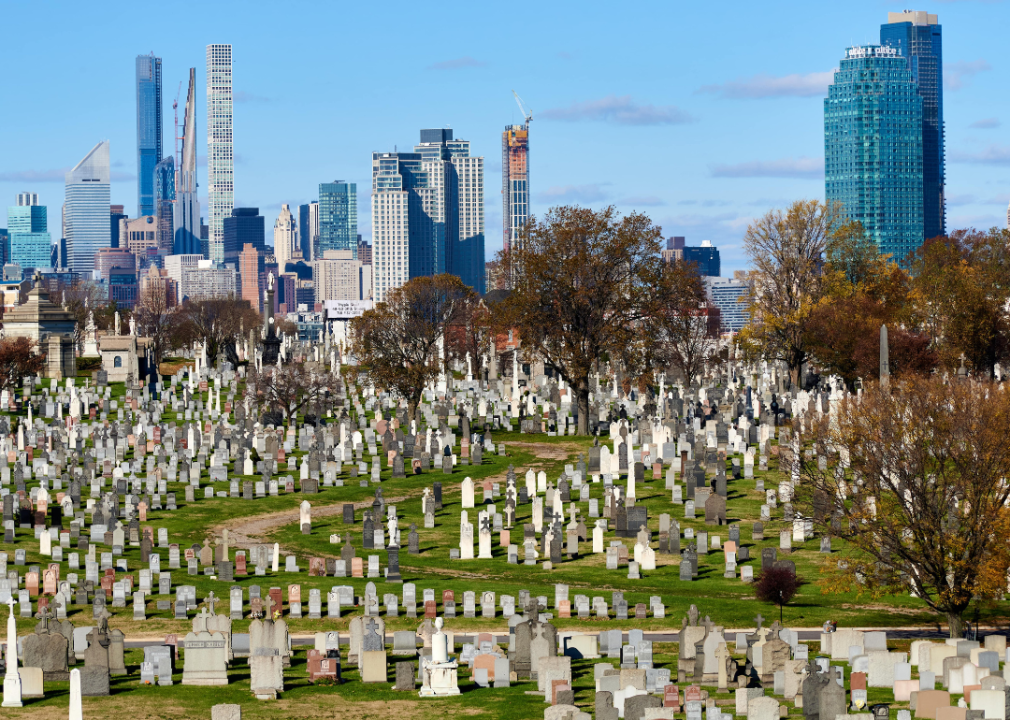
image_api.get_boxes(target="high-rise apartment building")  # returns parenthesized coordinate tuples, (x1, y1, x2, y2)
(154, 156, 175, 253)
(314, 250, 368, 303)
(239, 243, 264, 312)
(136, 54, 163, 219)
(825, 45, 924, 260)
(273, 204, 299, 272)
(502, 124, 529, 252)
(7, 193, 51, 272)
(298, 202, 319, 261)
(206, 44, 233, 266)
(881, 11, 944, 241)
(319, 183, 357, 259)
(174, 69, 201, 256)
(705, 277, 750, 333)
(371, 129, 484, 301)
(65, 141, 111, 275)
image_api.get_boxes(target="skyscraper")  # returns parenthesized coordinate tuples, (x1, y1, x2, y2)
(298, 201, 319, 261)
(223, 208, 265, 258)
(136, 54, 163, 219)
(502, 123, 529, 252)
(174, 68, 201, 256)
(239, 242, 264, 312)
(206, 44, 233, 266)
(154, 156, 175, 253)
(65, 141, 111, 275)
(319, 183, 357, 259)
(273, 204, 298, 272)
(7, 193, 51, 272)
(825, 45, 924, 261)
(370, 129, 484, 301)
(881, 10, 944, 241)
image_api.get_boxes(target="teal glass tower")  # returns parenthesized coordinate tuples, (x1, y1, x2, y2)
(318, 182, 358, 258)
(136, 54, 163, 219)
(7, 194, 51, 272)
(825, 45, 924, 261)
(881, 11, 944, 241)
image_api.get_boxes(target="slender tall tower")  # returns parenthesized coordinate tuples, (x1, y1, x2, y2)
(273, 204, 298, 272)
(136, 54, 163, 219)
(65, 141, 111, 274)
(173, 68, 201, 255)
(206, 44, 233, 266)
(502, 124, 529, 253)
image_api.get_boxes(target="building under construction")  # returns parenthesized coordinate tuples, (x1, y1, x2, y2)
(501, 124, 529, 253)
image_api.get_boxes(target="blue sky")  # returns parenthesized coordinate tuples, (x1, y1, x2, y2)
(1, 0, 1007, 274)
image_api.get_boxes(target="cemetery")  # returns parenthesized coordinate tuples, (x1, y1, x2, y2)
(0, 340, 1003, 719)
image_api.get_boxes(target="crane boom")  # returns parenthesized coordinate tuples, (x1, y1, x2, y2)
(512, 90, 532, 130)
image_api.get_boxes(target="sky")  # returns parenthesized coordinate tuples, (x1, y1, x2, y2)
(1, 0, 1008, 275)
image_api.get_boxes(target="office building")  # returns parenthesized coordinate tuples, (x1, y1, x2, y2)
(682, 240, 720, 278)
(206, 44, 233, 266)
(95, 247, 136, 282)
(136, 54, 163, 219)
(164, 254, 203, 303)
(371, 129, 485, 301)
(273, 203, 299, 272)
(357, 238, 371, 265)
(881, 11, 944, 241)
(298, 201, 319, 262)
(0, 229, 8, 268)
(7, 193, 51, 272)
(110, 205, 126, 249)
(65, 141, 111, 275)
(705, 277, 750, 333)
(108, 267, 139, 309)
(179, 259, 237, 301)
(313, 249, 369, 303)
(223, 207, 265, 269)
(139, 265, 178, 308)
(319, 182, 356, 258)
(120, 216, 158, 262)
(239, 243, 264, 312)
(825, 45, 924, 260)
(502, 123, 530, 252)
(154, 156, 174, 252)
(174, 68, 201, 256)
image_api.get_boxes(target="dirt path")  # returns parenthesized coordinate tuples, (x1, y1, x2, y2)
(212, 439, 586, 554)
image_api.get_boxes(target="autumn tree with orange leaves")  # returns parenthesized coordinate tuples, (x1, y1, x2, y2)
(801, 377, 1010, 637)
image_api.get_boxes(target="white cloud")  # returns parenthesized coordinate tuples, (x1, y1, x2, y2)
(945, 60, 991, 91)
(949, 145, 1010, 165)
(541, 95, 694, 125)
(540, 184, 609, 203)
(426, 56, 487, 71)
(710, 157, 824, 179)
(697, 71, 834, 99)
(969, 117, 1000, 129)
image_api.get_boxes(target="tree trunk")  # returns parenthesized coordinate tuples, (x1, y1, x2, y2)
(577, 379, 590, 435)
(947, 611, 965, 639)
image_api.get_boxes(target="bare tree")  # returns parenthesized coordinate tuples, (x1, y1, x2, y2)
(176, 296, 261, 368)
(55, 280, 108, 352)
(247, 360, 334, 423)
(351, 274, 475, 420)
(801, 377, 1010, 637)
(133, 286, 181, 370)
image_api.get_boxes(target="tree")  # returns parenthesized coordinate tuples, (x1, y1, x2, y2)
(908, 229, 1010, 377)
(133, 286, 181, 370)
(753, 566, 802, 623)
(445, 294, 493, 383)
(247, 360, 334, 424)
(0, 337, 45, 391)
(350, 274, 476, 421)
(801, 377, 1010, 637)
(498, 206, 696, 434)
(176, 296, 261, 368)
(805, 233, 936, 387)
(739, 201, 845, 386)
(653, 264, 720, 387)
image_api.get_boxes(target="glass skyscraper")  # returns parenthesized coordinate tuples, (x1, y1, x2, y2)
(319, 183, 358, 259)
(136, 54, 163, 219)
(206, 44, 234, 266)
(7, 193, 51, 272)
(174, 68, 201, 256)
(154, 156, 175, 252)
(502, 124, 529, 253)
(65, 141, 111, 275)
(881, 10, 944, 241)
(825, 45, 924, 261)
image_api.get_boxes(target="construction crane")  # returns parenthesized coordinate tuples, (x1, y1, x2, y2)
(173, 81, 182, 160)
(512, 90, 532, 131)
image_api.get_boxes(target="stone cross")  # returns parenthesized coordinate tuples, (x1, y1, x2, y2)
(753, 613, 764, 631)
(715, 642, 731, 690)
(206, 591, 217, 616)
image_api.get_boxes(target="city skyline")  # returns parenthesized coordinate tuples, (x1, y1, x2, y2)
(0, 1, 1007, 275)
